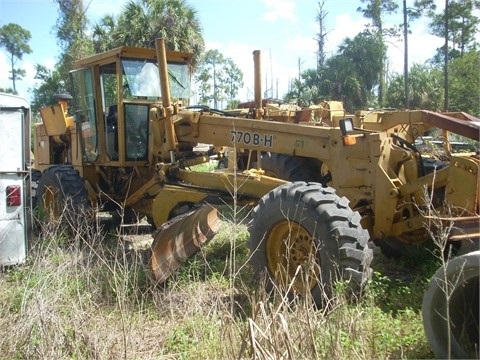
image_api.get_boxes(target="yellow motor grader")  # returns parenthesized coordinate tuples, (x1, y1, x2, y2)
(33, 39, 479, 358)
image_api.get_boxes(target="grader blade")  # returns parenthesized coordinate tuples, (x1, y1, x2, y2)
(150, 205, 220, 284)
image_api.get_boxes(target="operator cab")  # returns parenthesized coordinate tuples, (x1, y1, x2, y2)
(70, 46, 193, 165)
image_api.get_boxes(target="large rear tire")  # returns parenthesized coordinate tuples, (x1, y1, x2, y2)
(261, 153, 320, 182)
(37, 165, 89, 231)
(248, 182, 372, 307)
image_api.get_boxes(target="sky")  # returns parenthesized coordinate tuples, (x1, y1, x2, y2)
(0, 0, 453, 103)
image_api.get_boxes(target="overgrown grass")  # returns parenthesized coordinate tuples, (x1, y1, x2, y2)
(0, 206, 439, 359)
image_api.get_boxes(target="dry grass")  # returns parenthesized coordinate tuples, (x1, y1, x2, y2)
(0, 205, 436, 359)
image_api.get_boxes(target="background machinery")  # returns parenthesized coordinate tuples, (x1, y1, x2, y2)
(33, 39, 479, 358)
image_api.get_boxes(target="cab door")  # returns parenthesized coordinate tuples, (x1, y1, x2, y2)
(71, 67, 99, 163)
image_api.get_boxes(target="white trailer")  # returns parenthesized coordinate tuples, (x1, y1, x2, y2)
(0, 93, 32, 267)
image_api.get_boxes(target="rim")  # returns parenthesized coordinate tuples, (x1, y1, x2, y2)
(265, 219, 319, 293)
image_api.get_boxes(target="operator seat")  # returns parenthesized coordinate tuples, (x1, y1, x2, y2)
(106, 104, 119, 159)
(107, 105, 118, 128)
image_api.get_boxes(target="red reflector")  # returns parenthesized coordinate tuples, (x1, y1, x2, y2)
(343, 135, 357, 146)
(7, 185, 21, 207)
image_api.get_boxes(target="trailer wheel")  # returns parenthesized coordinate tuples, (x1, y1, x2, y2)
(37, 165, 89, 230)
(422, 250, 479, 359)
(248, 182, 373, 307)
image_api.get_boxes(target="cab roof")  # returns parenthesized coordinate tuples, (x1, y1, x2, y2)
(73, 46, 194, 68)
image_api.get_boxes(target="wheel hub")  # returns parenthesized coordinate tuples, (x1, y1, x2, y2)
(265, 220, 319, 292)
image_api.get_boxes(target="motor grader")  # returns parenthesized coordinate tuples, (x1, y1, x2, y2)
(33, 39, 479, 358)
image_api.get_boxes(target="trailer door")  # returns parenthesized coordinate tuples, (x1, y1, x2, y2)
(0, 94, 30, 266)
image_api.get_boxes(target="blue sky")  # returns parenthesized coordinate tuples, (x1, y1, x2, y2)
(0, 0, 450, 102)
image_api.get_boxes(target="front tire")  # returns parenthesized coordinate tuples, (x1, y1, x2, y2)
(37, 165, 89, 231)
(248, 182, 372, 307)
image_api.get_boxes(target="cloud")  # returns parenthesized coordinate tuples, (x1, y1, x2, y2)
(0, 52, 10, 88)
(218, 42, 258, 100)
(266, 60, 298, 99)
(201, 40, 291, 101)
(205, 40, 223, 51)
(318, 12, 444, 75)
(201, 12, 368, 102)
(325, 13, 368, 56)
(282, 34, 317, 80)
(85, 0, 128, 24)
(261, 0, 297, 22)
(223, 43, 300, 100)
(285, 34, 317, 54)
(383, 15, 445, 75)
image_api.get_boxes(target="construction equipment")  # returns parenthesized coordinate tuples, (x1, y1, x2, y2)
(33, 39, 479, 355)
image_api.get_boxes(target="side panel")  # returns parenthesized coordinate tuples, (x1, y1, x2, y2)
(0, 94, 30, 266)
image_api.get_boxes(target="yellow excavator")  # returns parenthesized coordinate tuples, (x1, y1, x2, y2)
(33, 39, 479, 358)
